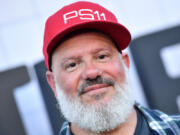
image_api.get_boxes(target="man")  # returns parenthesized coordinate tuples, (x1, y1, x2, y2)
(43, 1, 180, 135)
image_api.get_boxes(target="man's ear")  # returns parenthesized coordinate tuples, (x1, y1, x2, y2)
(46, 71, 57, 97)
(122, 52, 130, 69)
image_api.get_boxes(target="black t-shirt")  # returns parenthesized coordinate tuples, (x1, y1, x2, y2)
(134, 107, 151, 135)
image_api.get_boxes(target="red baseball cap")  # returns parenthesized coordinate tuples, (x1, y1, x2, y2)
(43, 1, 131, 71)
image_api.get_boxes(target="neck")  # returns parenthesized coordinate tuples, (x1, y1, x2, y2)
(71, 108, 137, 135)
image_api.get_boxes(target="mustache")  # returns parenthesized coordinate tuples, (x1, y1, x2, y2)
(77, 76, 115, 96)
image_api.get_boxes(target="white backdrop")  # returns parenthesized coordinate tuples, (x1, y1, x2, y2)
(0, 0, 180, 135)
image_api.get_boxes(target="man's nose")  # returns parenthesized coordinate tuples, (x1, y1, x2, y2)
(81, 62, 102, 80)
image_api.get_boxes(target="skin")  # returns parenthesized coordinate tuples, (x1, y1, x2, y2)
(46, 32, 137, 135)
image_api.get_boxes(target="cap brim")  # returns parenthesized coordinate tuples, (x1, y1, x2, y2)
(47, 21, 131, 54)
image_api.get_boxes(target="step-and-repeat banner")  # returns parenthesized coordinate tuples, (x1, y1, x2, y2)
(130, 25, 180, 113)
(0, 25, 180, 135)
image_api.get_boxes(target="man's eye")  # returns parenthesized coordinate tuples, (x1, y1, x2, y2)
(97, 52, 111, 62)
(65, 62, 78, 72)
(98, 54, 110, 60)
(98, 55, 106, 59)
(69, 62, 76, 67)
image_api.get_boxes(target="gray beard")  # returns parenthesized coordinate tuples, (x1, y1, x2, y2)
(55, 71, 134, 133)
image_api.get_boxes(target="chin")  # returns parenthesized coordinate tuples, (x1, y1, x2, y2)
(80, 86, 115, 106)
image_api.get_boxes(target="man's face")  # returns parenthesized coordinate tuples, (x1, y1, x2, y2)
(50, 32, 128, 105)
(46, 31, 134, 132)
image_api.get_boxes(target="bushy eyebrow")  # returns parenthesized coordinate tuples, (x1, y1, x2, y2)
(91, 48, 112, 53)
(61, 56, 80, 65)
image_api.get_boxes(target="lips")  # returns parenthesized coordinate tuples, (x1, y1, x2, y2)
(82, 83, 110, 94)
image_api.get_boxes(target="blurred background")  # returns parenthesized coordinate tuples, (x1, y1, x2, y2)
(0, 0, 180, 135)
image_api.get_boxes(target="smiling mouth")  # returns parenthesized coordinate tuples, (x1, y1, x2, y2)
(81, 83, 111, 95)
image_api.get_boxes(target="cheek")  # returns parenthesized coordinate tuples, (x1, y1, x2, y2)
(105, 60, 126, 83)
(56, 73, 79, 96)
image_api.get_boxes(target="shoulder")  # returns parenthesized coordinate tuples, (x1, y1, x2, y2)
(135, 103, 180, 135)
